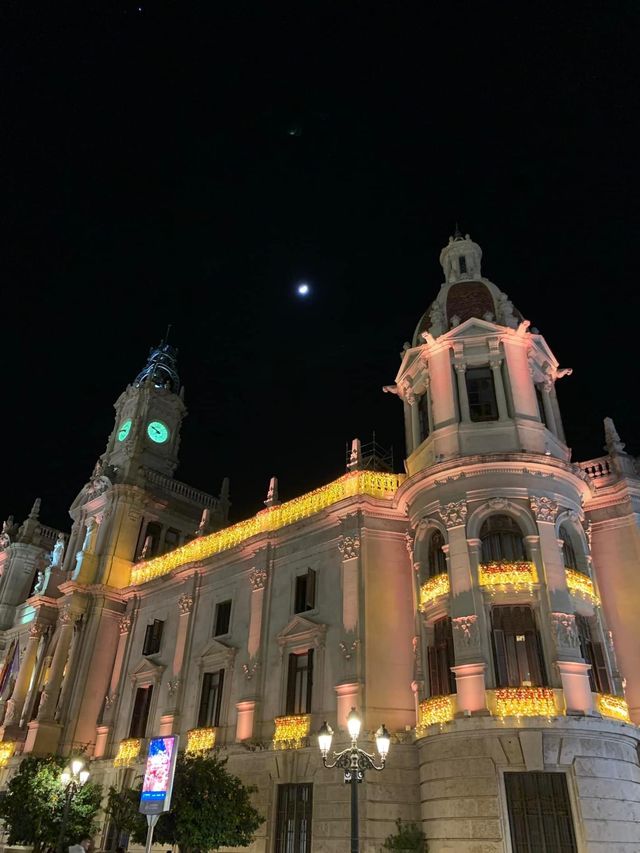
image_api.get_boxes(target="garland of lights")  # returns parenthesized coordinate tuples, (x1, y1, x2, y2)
(478, 561, 537, 593)
(420, 573, 450, 609)
(185, 727, 217, 755)
(132, 470, 404, 584)
(0, 741, 15, 767)
(113, 738, 142, 767)
(272, 714, 311, 749)
(565, 568, 600, 606)
(597, 693, 630, 722)
(416, 695, 454, 733)
(494, 687, 556, 718)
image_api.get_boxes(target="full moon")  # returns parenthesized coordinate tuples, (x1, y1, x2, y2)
(296, 283, 310, 296)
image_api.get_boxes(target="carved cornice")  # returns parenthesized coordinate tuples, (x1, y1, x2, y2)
(439, 500, 468, 529)
(119, 614, 132, 635)
(530, 495, 558, 523)
(550, 612, 580, 650)
(178, 593, 194, 614)
(338, 535, 360, 560)
(249, 567, 268, 590)
(452, 615, 479, 647)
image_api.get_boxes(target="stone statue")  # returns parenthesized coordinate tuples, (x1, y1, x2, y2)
(51, 533, 66, 568)
(429, 301, 446, 336)
(0, 516, 16, 550)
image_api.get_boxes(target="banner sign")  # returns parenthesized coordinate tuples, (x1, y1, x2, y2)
(139, 735, 179, 815)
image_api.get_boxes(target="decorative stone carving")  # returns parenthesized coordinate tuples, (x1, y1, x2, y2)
(405, 530, 415, 556)
(530, 495, 558, 522)
(0, 516, 17, 550)
(339, 638, 358, 661)
(178, 593, 193, 614)
(167, 678, 180, 697)
(338, 535, 360, 560)
(488, 497, 508, 511)
(452, 615, 479, 647)
(439, 500, 468, 529)
(584, 521, 593, 550)
(58, 606, 76, 625)
(104, 692, 118, 709)
(249, 567, 267, 590)
(119, 614, 132, 635)
(551, 612, 580, 649)
(242, 661, 259, 681)
(29, 622, 45, 639)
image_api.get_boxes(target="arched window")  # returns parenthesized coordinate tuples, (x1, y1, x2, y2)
(426, 530, 446, 579)
(559, 526, 578, 571)
(480, 515, 526, 563)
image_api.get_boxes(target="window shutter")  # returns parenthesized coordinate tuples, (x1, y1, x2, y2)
(306, 569, 316, 609)
(306, 649, 314, 713)
(591, 642, 611, 694)
(286, 653, 297, 714)
(427, 645, 440, 696)
(215, 669, 225, 726)
(493, 628, 509, 687)
(198, 673, 212, 727)
(445, 618, 456, 694)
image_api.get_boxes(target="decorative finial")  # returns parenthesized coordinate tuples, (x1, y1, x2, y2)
(219, 477, 230, 501)
(264, 476, 280, 508)
(604, 417, 626, 455)
(347, 438, 362, 472)
(453, 222, 463, 240)
(29, 498, 41, 520)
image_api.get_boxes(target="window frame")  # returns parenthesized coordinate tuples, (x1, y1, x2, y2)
(213, 599, 232, 637)
(129, 684, 154, 738)
(491, 605, 547, 688)
(274, 783, 313, 853)
(142, 619, 164, 656)
(502, 770, 579, 853)
(285, 648, 314, 716)
(197, 668, 225, 728)
(466, 365, 499, 422)
(294, 569, 317, 615)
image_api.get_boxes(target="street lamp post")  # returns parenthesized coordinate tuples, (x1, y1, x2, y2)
(57, 758, 90, 853)
(317, 707, 390, 853)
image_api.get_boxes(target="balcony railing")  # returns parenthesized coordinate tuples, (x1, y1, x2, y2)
(113, 737, 142, 767)
(597, 693, 630, 722)
(185, 727, 217, 755)
(491, 687, 557, 719)
(478, 561, 537, 593)
(0, 741, 15, 767)
(419, 573, 450, 609)
(416, 695, 455, 734)
(273, 714, 311, 749)
(565, 568, 600, 606)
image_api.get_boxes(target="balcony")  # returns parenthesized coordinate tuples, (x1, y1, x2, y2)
(416, 695, 455, 735)
(490, 687, 557, 719)
(272, 714, 311, 749)
(0, 741, 15, 767)
(185, 727, 217, 755)
(565, 568, 600, 606)
(419, 573, 450, 609)
(597, 693, 630, 722)
(478, 561, 537, 593)
(113, 737, 142, 767)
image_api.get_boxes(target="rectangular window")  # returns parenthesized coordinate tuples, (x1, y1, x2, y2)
(466, 366, 498, 422)
(214, 600, 232, 636)
(274, 783, 313, 853)
(491, 606, 546, 688)
(143, 620, 164, 656)
(535, 385, 548, 427)
(286, 650, 313, 715)
(129, 685, 153, 738)
(575, 615, 611, 694)
(427, 616, 456, 696)
(459, 255, 467, 274)
(294, 569, 316, 614)
(504, 772, 577, 853)
(197, 669, 225, 727)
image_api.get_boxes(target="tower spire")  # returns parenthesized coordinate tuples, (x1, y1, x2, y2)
(134, 339, 180, 393)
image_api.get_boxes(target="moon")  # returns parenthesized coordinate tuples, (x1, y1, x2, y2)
(296, 283, 310, 296)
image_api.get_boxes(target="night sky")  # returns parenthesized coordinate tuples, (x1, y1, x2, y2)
(2, 2, 638, 533)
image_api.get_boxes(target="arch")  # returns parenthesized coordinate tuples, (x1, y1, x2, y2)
(479, 515, 527, 563)
(556, 510, 590, 575)
(466, 498, 538, 541)
(414, 517, 448, 582)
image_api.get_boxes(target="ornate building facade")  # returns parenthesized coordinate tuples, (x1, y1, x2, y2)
(0, 234, 639, 852)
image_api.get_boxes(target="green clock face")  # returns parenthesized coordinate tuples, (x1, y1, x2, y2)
(117, 419, 132, 442)
(147, 420, 169, 444)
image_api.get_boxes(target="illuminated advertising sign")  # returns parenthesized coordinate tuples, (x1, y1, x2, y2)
(139, 736, 179, 815)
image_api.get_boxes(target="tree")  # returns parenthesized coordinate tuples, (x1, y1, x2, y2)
(130, 752, 263, 853)
(104, 785, 145, 851)
(0, 755, 102, 853)
(382, 818, 428, 852)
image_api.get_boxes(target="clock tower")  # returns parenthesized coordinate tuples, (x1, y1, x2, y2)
(103, 341, 186, 481)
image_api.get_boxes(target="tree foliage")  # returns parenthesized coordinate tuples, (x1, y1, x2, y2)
(0, 755, 102, 853)
(130, 752, 263, 853)
(382, 817, 428, 852)
(104, 785, 145, 851)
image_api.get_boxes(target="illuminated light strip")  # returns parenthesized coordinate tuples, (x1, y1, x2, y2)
(0, 741, 15, 767)
(272, 714, 311, 749)
(185, 727, 217, 755)
(597, 693, 630, 722)
(113, 737, 142, 767)
(420, 573, 450, 609)
(565, 568, 600, 606)
(132, 470, 404, 584)
(416, 695, 455, 734)
(478, 561, 537, 591)
(494, 687, 556, 718)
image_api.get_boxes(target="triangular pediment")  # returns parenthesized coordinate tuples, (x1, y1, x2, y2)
(198, 637, 236, 664)
(442, 317, 501, 339)
(277, 615, 326, 648)
(130, 657, 165, 683)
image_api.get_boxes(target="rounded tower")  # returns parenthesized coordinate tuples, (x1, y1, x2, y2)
(389, 232, 639, 851)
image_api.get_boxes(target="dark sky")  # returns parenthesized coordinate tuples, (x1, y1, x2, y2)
(2, 2, 638, 532)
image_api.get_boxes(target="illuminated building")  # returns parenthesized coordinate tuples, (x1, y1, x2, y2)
(0, 233, 639, 851)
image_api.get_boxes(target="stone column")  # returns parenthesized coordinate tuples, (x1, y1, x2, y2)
(248, 568, 267, 660)
(424, 377, 434, 435)
(3, 622, 45, 727)
(548, 382, 566, 443)
(489, 357, 509, 421)
(96, 610, 136, 758)
(160, 592, 194, 732)
(37, 608, 77, 721)
(541, 381, 558, 436)
(54, 619, 83, 722)
(407, 393, 422, 449)
(454, 364, 471, 422)
(338, 533, 360, 634)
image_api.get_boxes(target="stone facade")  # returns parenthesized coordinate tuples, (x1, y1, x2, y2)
(0, 236, 638, 851)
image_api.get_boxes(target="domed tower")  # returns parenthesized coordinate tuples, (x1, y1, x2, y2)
(390, 233, 639, 851)
(391, 231, 571, 475)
